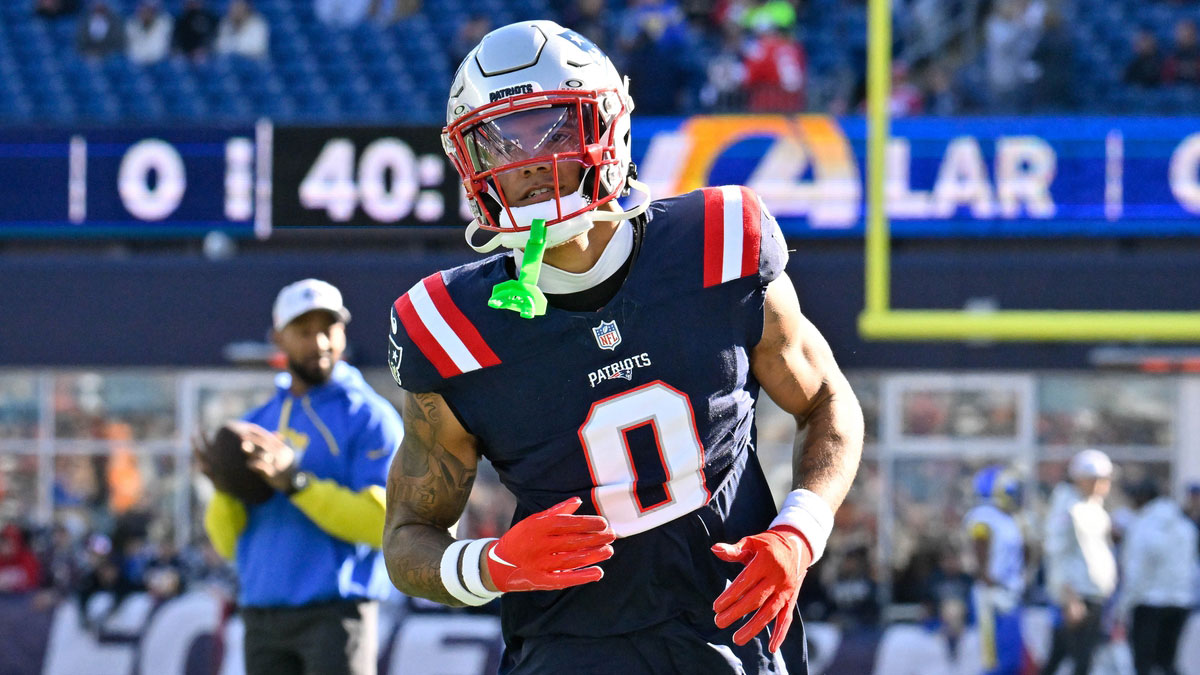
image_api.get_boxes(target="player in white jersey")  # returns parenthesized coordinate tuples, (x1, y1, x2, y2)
(964, 465, 1026, 675)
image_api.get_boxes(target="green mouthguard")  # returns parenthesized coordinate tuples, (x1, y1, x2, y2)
(488, 218, 548, 319)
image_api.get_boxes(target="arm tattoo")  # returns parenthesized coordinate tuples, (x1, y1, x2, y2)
(384, 391, 479, 605)
(395, 393, 476, 522)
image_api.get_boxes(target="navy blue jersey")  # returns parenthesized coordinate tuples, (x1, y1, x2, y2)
(389, 186, 792, 644)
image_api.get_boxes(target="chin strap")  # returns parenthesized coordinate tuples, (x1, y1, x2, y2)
(463, 177, 653, 254)
(488, 219, 549, 319)
(465, 219, 504, 254)
(593, 177, 651, 223)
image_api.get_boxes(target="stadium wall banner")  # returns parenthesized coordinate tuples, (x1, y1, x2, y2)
(0, 590, 844, 675)
(4, 591, 1200, 675)
(0, 126, 262, 237)
(2, 118, 1199, 238)
(631, 116, 1200, 237)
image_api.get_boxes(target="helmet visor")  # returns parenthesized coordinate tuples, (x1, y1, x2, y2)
(465, 105, 586, 173)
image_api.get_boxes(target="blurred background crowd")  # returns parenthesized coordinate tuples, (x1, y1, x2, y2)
(7, 0, 1200, 125)
(2, 367, 1197, 669)
(2, 0, 1200, 672)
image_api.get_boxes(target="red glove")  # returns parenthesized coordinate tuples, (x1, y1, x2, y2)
(485, 497, 616, 593)
(711, 526, 813, 653)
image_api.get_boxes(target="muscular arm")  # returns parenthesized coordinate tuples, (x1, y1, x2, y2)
(383, 390, 481, 605)
(750, 276, 864, 515)
(711, 275, 864, 650)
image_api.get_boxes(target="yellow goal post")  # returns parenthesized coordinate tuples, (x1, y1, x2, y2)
(857, 0, 1200, 342)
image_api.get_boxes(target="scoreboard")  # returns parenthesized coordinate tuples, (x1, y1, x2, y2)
(270, 126, 469, 229)
(0, 126, 261, 237)
(2, 117, 1199, 238)
(0, 123, 466, 238)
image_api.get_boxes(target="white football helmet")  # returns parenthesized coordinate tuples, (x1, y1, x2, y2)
(442, 20, 651, 252)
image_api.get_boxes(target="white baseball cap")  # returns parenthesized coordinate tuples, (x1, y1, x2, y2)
(1068, 448, 1113, 480)
(272, 279, 351, 331)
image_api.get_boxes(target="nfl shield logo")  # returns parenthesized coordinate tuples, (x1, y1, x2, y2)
(592, 320, 621, 351)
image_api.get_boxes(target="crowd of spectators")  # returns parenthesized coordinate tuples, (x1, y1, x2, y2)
(0, 398, 237, 625)
(611, 1, 810, 114)
(26, 0, 1200, 119)
(3, 465, 1196, 671)
(0, 526, 195, 649)
(312, 0, 812, 114)
(2, 382, 1198, 674)
(563, 0, 1200, 115)
(41, 0, 269, 64)
(790, 464, 1200, 673)
(1125, 18, 1200, 87)
(0, 513, 236, 627)
(748, 371, 1195, 669)
(34, 0, 80, 18)
(525, 0, 1082, 116)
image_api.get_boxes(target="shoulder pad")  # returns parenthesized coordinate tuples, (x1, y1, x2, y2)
(697, 185, 788, 288)
(390, 271, 502, 389)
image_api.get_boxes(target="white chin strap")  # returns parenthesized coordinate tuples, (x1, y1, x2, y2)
(464, 177, 652, 254)
(513, 218, 634, 295)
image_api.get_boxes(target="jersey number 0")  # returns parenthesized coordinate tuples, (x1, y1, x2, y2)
(578, 381, 710, 538)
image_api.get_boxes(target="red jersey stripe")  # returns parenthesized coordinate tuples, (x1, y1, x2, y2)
(702, 188, 725, 288)
(422, 273, 501, 369)
(394, 294, 460, 378)
(739, 186, 762, 279)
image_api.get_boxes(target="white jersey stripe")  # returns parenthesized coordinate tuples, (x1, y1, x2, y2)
(719, 185, 745, 284)
(407, 279, 483, 374)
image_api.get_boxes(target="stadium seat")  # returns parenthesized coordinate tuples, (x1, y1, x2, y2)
(2, 0, 1182, 124)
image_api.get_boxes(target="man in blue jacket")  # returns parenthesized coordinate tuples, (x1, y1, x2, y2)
(196, 278, 403, 675)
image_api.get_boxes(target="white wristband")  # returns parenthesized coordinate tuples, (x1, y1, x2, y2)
(439, 539, 494, 606)
(769, 489, 835, 565)
(461, 538, 502, 601)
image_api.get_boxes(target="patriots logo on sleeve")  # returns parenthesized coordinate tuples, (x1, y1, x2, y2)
(388, 306, 403, 386)
(388, 337, 403, 387)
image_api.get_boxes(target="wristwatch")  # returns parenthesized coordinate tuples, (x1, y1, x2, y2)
(287, 470, 312, 495)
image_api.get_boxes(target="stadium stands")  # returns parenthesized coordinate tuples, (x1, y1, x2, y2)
(4, 0, 1200, 125)
(0, 0, 540, 124)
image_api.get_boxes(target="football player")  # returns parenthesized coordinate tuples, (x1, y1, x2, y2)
(382, 20, 863, 674)
(964, 466, 1027, 675)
